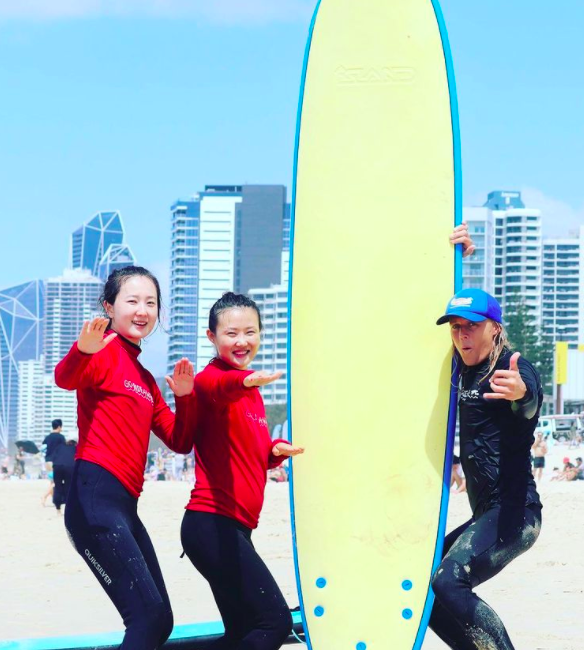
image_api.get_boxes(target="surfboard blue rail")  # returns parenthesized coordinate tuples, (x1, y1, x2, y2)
(0, 612, 304, 650)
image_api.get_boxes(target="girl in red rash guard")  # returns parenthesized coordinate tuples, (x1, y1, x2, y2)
(180, 292, 304, 650)
(55, 266, 197, 650)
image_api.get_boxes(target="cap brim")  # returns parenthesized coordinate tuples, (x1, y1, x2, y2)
(436, 310, 488, 325)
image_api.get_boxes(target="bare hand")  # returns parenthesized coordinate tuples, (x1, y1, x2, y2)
(77, 318, 117, 354)
(484, 352, 527, 401)
(165, 358, 195, 397)
(450, 222, 476, 258)
(272, 442, 305, 457)
(243, 371, 283, 388)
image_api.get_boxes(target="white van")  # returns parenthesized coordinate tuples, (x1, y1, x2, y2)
(536, 415, 582, 442)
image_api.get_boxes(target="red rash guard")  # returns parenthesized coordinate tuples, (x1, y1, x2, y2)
(55, 334, 197, 498)
(186, 358, 287, 529)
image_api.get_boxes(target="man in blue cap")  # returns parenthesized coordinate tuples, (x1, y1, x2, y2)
(428, 288, 544, 650)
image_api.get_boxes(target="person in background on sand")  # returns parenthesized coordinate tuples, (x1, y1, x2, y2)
(54, 266, 197, 650)
(531, 431, 548, 483)
(41, 419, 65, 506)
(1, 454, 10, 479)
(450, 454, 466, 493)
(14, 448, 26, 478)
(430, 288, 543, 650)
(180, 292, 304, 650)
(52, 438, 77, 512)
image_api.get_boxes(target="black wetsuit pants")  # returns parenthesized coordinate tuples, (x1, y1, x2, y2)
(65, 460, 173, 649)
(53, 464, 73, 510)
(181, 510, 292, 650)
(430, 503, 542, 649)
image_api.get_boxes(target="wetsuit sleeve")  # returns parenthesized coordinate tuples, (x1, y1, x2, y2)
(194, 367, 255, 404)
(54, 342, 107, 390)
(511, 357, 541, 420)
(268, 438, 290, 469)
(151, 384, 197, 454)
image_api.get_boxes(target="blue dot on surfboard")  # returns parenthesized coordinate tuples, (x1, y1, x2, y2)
(314, 606, 325, 617)
(356, 643, 367, 650)
(402, 580, 413, 591)
(402, 608, 413, 620)
(316, 577, 327, 588)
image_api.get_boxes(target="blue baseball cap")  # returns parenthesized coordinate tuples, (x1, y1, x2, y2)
(436, 288, 502, 325)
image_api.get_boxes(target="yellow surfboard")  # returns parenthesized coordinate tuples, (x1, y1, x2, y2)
(288, 1, 462, 648)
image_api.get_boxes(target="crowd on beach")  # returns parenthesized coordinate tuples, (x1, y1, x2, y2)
(1, 440, 291, 485)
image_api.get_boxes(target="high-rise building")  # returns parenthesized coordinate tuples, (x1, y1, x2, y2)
(462, 191, 543, 326)
(462, 207, 495, 293)
(0, 280, 44, 448)
(32, 269, 104, 440)
(485, 191, 543, 324)
(167, 200, 200, 375)
(44, 269, 103, 372)
(71, 211, 127, 277)
(248, 285, 289, 405)
(542, 226, 584, 344)
(281, 203, 291, 286)
(168, 185, 286, 374)
(17, 357, 43, 443)
(98, 243, 136, 281)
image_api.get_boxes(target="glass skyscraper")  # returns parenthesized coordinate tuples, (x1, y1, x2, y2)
(98, 243, 136, 280)
(0, 280, 44, 448)
(70, 211, 131, 277)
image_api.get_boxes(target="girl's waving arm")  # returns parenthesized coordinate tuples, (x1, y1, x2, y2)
(152, 359, 197, 453)
(55, 318, 116, 390)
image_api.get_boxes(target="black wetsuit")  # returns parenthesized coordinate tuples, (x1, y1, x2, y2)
(65, 461, 173, 649)
(430, 349, 543, 649)
(181, 511, 292, 650)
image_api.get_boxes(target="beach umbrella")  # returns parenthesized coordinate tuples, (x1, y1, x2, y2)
(15, 440, 40, 454)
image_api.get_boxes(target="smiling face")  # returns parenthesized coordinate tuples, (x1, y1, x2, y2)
(103, 275, 158, 344)
(207, 307, 261, 370)
(449, 316, 501, 367)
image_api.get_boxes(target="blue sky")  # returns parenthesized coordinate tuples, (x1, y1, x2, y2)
(1, 0, 583, 373)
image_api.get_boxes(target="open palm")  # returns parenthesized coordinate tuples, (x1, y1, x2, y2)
(77, 318, 117, 354)
(166, 358, 195, 397)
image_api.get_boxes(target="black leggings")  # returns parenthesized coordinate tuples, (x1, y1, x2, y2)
(65, 460, 173, 649)
(181, 510, 292, 650)
(430, 503, 542, 649)
(53, 464, 73, 510)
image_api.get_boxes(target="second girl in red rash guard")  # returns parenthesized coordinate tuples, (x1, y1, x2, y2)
(181, 292, 305, 650)
(55, 266, 197, 650)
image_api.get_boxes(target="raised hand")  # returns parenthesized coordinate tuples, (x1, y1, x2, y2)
(165, 358, 195, 397)
(484, 352, 527, 401)
(272, 442, 305, 457)
(243, 370, 283, 388)
(450, 222, 476, 258)
(77, 318, 117, 354)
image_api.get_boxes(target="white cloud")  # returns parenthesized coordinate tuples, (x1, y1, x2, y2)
(0, 0, 315, 24)
(520, 187, 584, 239)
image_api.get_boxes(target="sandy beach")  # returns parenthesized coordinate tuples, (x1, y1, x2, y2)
(1, 450, 582, 648)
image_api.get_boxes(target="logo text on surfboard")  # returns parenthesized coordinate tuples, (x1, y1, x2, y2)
(335, 66, 416, 86)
